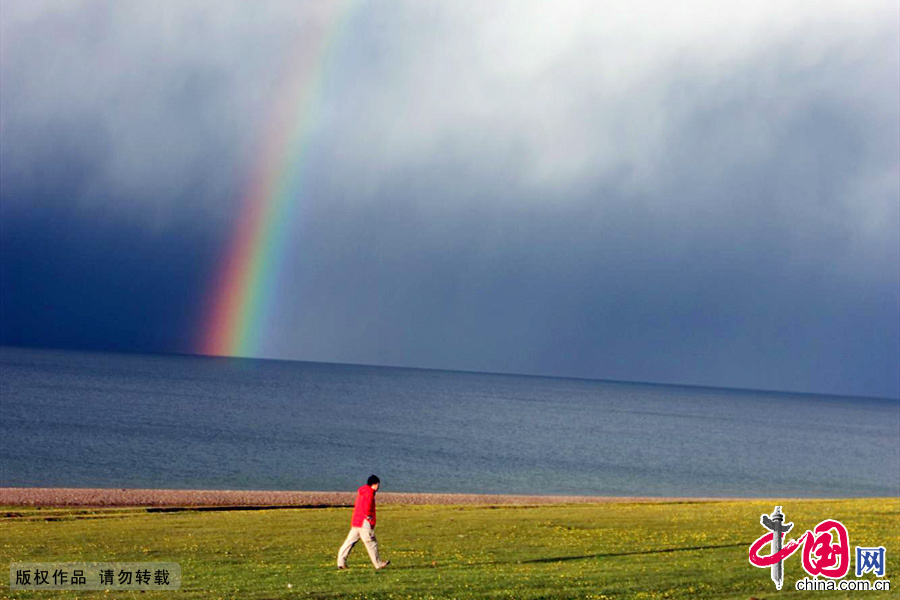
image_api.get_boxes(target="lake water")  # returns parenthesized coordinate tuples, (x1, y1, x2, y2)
(1, 346, 897, 497)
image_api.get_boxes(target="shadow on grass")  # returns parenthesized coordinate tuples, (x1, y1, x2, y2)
(385, 541, 750, 570)
(519, 541, 750, 564)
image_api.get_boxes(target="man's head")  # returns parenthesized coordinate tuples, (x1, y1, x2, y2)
(367, 474, 380, 491)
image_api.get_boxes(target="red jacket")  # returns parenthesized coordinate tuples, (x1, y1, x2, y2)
(350, 484, 376, 528)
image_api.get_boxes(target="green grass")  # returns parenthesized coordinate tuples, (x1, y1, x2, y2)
(1, 498, 897, 599)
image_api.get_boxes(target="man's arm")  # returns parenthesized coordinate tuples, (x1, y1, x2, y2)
(367, 488, 376, 527)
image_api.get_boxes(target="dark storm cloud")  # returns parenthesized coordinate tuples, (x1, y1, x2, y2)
(1, 1, 897, 397)
(0, 201, 219, 352)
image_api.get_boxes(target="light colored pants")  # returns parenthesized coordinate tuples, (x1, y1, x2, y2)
(337, 520, 381, 568)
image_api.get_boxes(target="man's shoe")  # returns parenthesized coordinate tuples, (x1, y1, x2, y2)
(376, 560, 390, 570)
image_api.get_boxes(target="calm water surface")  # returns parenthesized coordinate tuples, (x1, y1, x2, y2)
(2, 347, 898, 496)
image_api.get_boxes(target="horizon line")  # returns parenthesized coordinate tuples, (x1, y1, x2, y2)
(2, 342, 897, 402)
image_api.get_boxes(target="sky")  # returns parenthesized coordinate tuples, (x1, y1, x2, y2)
(1, 0, 898, 399)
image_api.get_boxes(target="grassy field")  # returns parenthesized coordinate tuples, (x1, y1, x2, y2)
(2, 498, 897, 599)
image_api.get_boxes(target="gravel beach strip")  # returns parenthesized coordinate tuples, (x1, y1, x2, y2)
(0, 487, 729, 508)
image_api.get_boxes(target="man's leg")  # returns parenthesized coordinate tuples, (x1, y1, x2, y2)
(337, 527, 360, 568)
(359, 521, 384, 568)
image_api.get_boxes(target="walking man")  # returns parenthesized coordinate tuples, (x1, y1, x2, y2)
(337, 475, 390, 570)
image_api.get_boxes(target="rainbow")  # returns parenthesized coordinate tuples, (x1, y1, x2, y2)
(201, 2, 357, 357)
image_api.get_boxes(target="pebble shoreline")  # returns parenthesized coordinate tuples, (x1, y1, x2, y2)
(0, 487, 730, 508)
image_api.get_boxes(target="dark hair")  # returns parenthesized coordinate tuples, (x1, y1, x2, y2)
(367, 474, 380, 486)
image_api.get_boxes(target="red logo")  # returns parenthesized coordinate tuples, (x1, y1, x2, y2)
(799, 519, 850, 578)
(749, 509, 851, 582)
